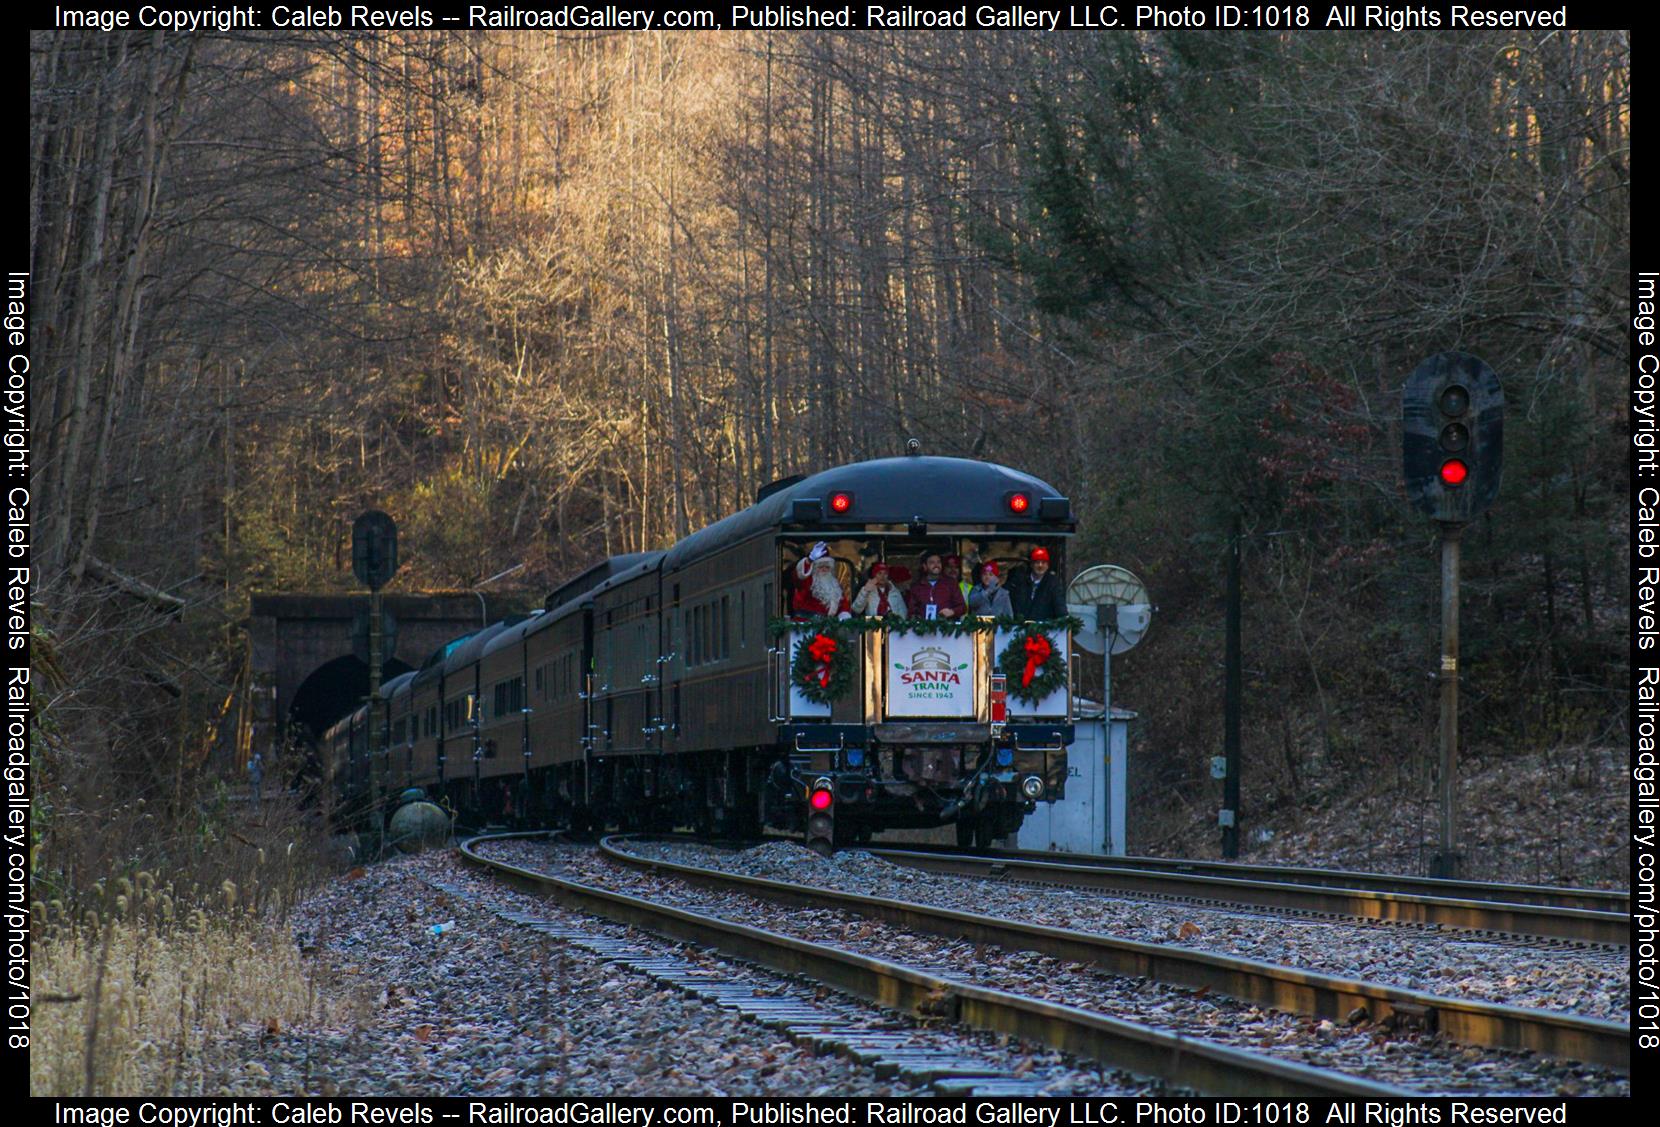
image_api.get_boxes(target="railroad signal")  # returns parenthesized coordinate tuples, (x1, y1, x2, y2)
(805, 777, 835, 855)
(352, 510, 399, 591)
(1401, 352, 1503, 881)
(1401, 352, 1503, 525)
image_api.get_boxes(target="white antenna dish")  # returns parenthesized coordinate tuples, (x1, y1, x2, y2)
(1067, 565, 1154, 655)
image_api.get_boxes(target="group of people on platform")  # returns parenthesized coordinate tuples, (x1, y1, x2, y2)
(791, 542, 1066, 622)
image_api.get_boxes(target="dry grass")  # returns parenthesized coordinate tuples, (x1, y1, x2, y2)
(30, 878, 357, 1097)
(29, 771, 364, 1096)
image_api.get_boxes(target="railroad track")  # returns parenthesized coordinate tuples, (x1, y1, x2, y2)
(860, 844, 1629, 947)
(600, 834, 1630, 1074)
(996, 852, 1631, 914)
(458, 832, 1422, 1098)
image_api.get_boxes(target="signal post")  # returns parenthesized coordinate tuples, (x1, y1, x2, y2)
(1401, 353, 1503, 879)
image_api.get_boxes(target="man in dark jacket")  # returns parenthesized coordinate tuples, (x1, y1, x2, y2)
(1009, 547, 1067, 620)
(905, 552, 967, 620)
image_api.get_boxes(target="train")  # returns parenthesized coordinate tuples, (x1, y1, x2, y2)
(320, 452, 1081, 852)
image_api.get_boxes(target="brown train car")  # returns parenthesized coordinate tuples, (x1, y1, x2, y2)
(329, 456, 1077, 852)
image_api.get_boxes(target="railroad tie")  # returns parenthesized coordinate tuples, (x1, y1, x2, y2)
(427, 877, 1069, 1094)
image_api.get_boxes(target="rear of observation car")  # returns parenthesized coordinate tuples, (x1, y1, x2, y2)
(668, 455, 1077, 850)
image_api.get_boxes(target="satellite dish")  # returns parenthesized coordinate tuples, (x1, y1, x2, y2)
(1067, 565, 1154, 656)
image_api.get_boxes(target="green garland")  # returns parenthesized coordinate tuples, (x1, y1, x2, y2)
(771, 614, 1080, 638)
(790, 628, 856, 704)
(996, 622, 1069, 705)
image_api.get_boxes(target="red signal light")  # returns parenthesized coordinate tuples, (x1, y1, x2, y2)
(1007, 493, 1030, 514)
(809, 788, 833, 811)
(829, 492, 853, 514)
(1439, 459, 1468, 486)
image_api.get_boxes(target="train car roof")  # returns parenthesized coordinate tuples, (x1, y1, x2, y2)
(321, 701, 370, 740)
(587, 551, 666, 599)
(530, 588, 593, 633)
(545, 552, 660, 610)
(480, 610, 547, 659)
(662, 455, 1071, 571)
(441, 620, 510, 678)
(381, 670, 417, 701)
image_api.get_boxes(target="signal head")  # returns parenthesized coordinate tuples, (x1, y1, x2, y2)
(1401, 353, 1503, 524)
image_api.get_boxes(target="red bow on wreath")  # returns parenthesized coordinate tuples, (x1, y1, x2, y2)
(1021, 634, 1053, 688)
(805, 633, 839, 687)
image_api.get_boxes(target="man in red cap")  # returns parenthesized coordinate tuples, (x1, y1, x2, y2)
(851, 562, 906, 619)
(1009, 546, 1066, 620)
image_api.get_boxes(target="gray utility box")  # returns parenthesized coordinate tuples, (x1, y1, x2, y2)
(1014, 707, 1133, 856)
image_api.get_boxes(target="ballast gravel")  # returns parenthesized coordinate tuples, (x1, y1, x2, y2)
(624, 839, 1629, 1024)
(477, 838, 1629, 1098)
(197, 849, 1167, 1096)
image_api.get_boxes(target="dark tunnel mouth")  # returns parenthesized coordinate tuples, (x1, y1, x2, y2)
(287, 653, 415, 741)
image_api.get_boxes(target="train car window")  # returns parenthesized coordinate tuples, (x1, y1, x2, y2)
(739, 590, 746, 648)
(720, 595, 730, 660)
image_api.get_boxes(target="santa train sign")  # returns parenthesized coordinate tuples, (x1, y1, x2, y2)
(886, 632, 976, 717)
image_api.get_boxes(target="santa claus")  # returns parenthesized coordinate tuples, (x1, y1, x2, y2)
(792, 542, 853, 619)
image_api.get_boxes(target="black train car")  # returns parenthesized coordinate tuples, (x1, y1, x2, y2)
(649, 453, 1077, 848)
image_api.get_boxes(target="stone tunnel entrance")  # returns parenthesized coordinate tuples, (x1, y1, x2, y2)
(248, 592, 536, 762)
(287, 654, 417, 741)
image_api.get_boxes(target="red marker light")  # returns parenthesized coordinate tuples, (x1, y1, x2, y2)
(1440, 459, 1469, 486)
(1008, 493, 1030, 514)
(829, 492, 853, 514)
(809, 788, 833, 811)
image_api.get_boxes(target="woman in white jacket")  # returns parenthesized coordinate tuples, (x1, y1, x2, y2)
(850, 562, 907, 619)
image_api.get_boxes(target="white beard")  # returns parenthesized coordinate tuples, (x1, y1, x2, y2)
(811, 570, 843, 612)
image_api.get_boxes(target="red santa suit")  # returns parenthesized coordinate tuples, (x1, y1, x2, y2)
(793, 556, 852, 618)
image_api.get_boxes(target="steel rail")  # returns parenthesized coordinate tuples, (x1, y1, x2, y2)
(868, 843, 1629, 915)
(603, 835, 1629, 1072)
(862, 846, 1628, 946)
(458, 833, 1418, 1097)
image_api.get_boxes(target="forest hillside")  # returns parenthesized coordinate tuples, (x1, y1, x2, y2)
(28, 30, 1630, 880)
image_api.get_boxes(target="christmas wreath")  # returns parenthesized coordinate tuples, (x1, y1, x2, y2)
(790, 627, 855, 704)
(997, 623, 1067, 705)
